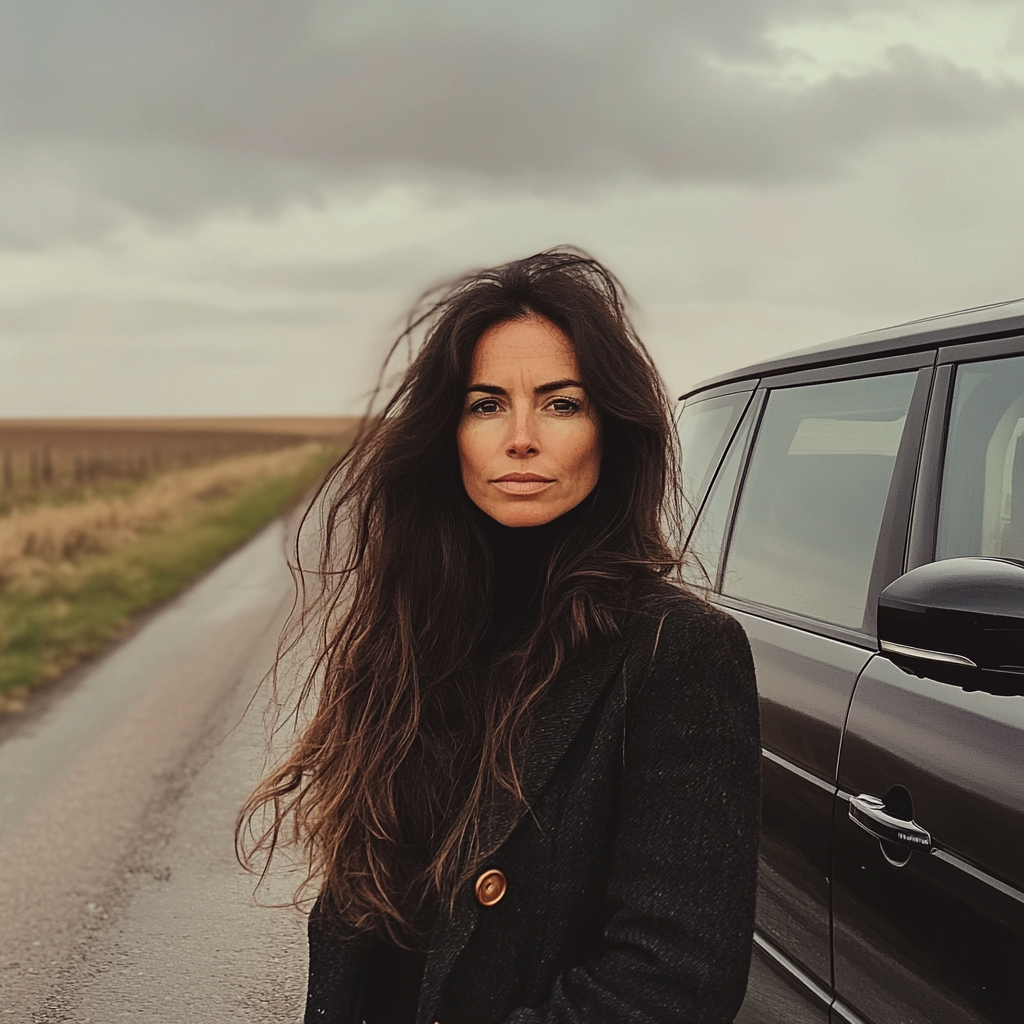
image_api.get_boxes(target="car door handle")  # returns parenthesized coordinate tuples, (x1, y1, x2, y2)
(849, 794, 933, 851)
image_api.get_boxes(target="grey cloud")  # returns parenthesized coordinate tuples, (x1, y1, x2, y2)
(220, 247, 439, 293)
(0, 139, 336, 248)
(0, 294, 352, 339)
(1, 0, 1021, 234)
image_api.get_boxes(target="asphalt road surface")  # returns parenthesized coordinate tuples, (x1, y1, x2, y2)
(0, 520, 311, 1023)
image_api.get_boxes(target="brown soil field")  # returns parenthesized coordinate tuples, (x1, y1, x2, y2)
(0, 416, 357, 499)
(0, 416, 356, 435)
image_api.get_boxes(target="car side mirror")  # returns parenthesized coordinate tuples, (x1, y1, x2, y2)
(877, 557, 1024, 697)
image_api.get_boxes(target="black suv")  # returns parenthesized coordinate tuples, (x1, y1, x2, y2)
(677, 300, 1024, 1024)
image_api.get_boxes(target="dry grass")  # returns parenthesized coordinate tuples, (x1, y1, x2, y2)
(0, 441, 342, 714)
(0, 444, 323, 589)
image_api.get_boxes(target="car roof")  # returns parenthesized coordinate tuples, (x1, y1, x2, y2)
(679, 296, 1024, 401)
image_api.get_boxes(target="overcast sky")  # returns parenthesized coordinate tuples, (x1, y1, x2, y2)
(1, 0, 1022, 416)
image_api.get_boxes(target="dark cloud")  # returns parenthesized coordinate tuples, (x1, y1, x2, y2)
(0, 0, 1021, 232)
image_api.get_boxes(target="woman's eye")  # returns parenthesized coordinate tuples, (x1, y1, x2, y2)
(550, 397, 581, 414)
(471, 398, 501, 415)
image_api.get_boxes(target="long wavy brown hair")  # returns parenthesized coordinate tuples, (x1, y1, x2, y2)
(236, 247, 689, 947)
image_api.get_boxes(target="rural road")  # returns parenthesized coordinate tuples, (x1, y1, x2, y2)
(0, 519, 311, 1023)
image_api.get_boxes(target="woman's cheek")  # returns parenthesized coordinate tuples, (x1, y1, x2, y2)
(567, 420, 601, 475)
(456, 421, 477, 484)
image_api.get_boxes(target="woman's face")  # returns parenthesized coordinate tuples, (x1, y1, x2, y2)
(458, 315, 602, 527)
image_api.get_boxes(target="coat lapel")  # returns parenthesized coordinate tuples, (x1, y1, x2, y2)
(417, 636, 632, 1024)
(416, 883, 479, 1024)
(520, 638, 631, 803)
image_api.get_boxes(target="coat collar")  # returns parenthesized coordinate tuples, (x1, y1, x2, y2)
(416, 634, 633, 1024)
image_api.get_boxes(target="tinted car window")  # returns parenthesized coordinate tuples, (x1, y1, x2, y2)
(677, 392, 750, 509)
(684, 399, 757, 588)
(937, 353, 1024, 560)
(723, 372, 917, 629)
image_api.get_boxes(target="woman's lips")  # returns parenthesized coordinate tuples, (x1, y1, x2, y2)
(491, 473, 555, 495)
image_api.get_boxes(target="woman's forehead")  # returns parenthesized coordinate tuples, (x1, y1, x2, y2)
(469, 317, 579, 383)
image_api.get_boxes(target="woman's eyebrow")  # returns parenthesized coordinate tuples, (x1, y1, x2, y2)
(535, 378, 583, 394)
(465, 379, 583, 396)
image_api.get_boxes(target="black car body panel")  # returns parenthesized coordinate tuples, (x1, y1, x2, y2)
(835, 655, 1024, 1023)
(677, 300, 1024, 1023)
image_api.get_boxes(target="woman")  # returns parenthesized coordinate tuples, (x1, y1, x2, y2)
(238, 248, 760, 1023)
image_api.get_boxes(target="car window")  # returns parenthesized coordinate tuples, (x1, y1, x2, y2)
(722, 372, 917, 630)
(937, 352, 1024, 560)
(683, 398, 757, 588)
(676, 391, 751, 510)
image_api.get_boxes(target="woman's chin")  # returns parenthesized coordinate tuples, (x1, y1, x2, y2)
(482, 500, 566, 528)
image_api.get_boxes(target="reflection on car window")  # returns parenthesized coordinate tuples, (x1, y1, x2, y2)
(676, 392, 750, 510)
(723, 372, 917, 630)
(938, 354, 1024, 560)
(683, 399, 756, 589)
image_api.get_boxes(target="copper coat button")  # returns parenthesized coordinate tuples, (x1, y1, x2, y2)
(474, 869, 507, 906)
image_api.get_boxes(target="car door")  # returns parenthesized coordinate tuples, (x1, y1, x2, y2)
(693, 357, 934, 1023)
(831, 344, 1024, 1024)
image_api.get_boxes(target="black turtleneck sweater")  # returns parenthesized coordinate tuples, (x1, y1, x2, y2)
(474, 502, 585, 661)
(362, 504, 583, 1024)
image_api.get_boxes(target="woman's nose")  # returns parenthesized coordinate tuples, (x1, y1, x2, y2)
(506, 411, 538, 456)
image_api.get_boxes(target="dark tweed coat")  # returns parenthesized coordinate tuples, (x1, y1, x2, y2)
(306, 590, 760, 1024)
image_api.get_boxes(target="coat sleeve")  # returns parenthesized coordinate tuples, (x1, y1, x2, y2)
(504, 602, 761, 1024)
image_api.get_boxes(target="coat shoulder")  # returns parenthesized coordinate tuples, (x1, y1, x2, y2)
(621, 581, 757, 718)
(628, 581, 751, 664)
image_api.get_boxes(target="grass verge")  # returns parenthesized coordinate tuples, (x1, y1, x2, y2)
(0, 445, 338, 714)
